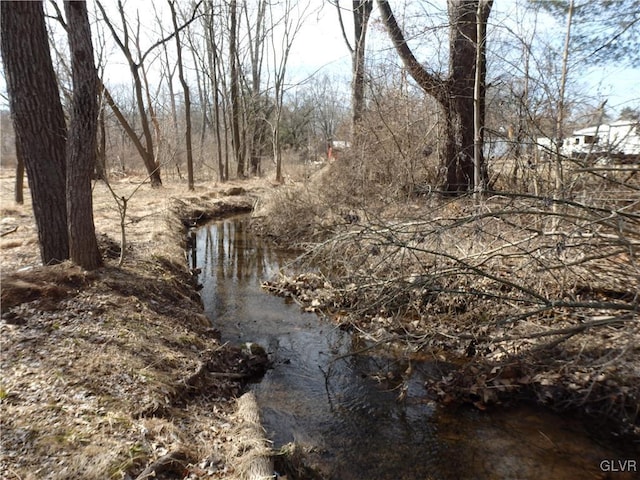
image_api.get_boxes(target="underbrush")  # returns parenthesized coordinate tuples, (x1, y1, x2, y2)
(256, 156, 640, 439)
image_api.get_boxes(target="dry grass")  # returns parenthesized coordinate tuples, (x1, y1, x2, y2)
(0, 168, 274, 480)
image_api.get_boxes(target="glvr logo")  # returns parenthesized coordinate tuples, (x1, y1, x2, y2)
(599, 459, 637, 472)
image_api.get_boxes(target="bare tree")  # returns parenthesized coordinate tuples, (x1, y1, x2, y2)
(168, 0, 202, 190)
(335, 0, 373, 140)
(64, 0, 102, 269)
(96, 0, 162, 186)
(229, 0, 245, 177)
(553, 0, 574, 200)
(378, 0, 493, 194)
(268, 0, 311, 183)
(1, 1, 69, 263)
(204, 0, 228, 181)
(244, 0, 270, 176)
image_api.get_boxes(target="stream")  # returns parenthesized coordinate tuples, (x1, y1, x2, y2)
(190, 215, 637, 479)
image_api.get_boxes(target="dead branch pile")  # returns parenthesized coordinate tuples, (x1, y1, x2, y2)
(263, 190, 639, 436)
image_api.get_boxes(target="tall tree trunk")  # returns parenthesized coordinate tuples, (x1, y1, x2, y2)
(444, 0, 487, 192)
(1, 1, 69, 264)
(205, 1, 226, 181)
(185, 22, 208, 171)
(377, 0, 492, 194)
(229, 0, 245, 178)
(64, 0, 102, 270)
(246, 0, 268, 177)
(335, 0, 373, 141)
(155, 2, 180, 178)
(169, 0, 195, 190)
(555, 0, 574, 200)
(351, 0, 373, 139)
(132, 67, 162, 186)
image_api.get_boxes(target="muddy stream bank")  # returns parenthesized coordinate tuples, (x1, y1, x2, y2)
(190, 215, 637, 480)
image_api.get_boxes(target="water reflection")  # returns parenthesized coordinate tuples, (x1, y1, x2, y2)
(194, 216, 291, 324)
(192, 216, 638, 480)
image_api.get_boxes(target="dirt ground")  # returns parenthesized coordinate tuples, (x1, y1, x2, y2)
(1, 163, 639, 479)
(0, 169, 274, 480)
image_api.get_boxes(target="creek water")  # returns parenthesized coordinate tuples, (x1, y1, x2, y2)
(191, 215, 637, 480)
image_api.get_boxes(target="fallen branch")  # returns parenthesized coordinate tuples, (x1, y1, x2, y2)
(180, 361, 252, 391)
(231, 392, 274, 480)
(438, 315, 636, 345)
(1, 226, 18, 237)
(490, 315, 636, 344)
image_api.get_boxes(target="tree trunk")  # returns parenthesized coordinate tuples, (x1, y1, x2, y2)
(169, 0, 195, 190)
(205, 2, 226, 181)
(229, 0, 245, 178)
(351, 0, 373, 138)
(555, 0, 574, 200)
(246, 0, 268, 177)
(377, 0, 492, 194)
(64, 0, 102, 270)
(1, 1, 69, 264)
(443, 0, 489, 192)
(335, 1, 373, 141)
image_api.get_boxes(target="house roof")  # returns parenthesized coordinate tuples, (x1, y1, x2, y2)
(571, 120, 638, 137)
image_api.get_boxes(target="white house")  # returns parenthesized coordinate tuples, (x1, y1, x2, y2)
(560, 120, 640, 159)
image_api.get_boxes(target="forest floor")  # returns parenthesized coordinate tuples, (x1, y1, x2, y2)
(1, 161, 639, 479)
(0, 169, 275, 480)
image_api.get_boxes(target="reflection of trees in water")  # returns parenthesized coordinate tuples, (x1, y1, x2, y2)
(200, 216, 290, 284)
(195, 216, 292, 321)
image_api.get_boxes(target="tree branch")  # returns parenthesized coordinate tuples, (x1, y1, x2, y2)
(376, 0, 446, 104)
(333, 0, 354, 53)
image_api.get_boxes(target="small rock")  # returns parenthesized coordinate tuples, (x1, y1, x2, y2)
(2, 311, 25, 325)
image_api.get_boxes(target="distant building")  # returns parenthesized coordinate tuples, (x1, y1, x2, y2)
(327, 139, 350, 160)
(561, 120, 640, 159)
(535, 120, 640, 162)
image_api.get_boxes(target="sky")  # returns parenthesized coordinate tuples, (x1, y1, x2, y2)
(277, 1, 640, 116)
(1, 0, 638, 118)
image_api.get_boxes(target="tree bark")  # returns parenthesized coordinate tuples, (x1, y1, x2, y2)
(64, 0, 102, 270)
(351, 1, 373, 137)
(229, 0, 245, 178)
(1, 1, 69, 264)
(377, 0, 492, 193)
